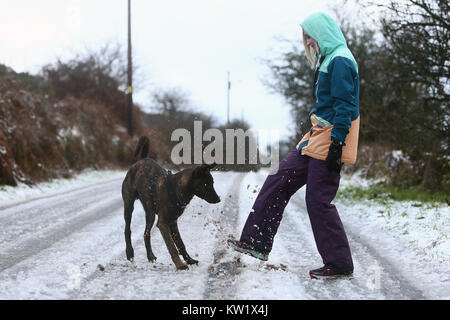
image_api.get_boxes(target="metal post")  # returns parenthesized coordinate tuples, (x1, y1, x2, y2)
(127, 0, 134, 136)
(227, 71, 230, 125)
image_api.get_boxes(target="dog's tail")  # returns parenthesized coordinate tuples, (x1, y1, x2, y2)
(133, 136, 150, 163)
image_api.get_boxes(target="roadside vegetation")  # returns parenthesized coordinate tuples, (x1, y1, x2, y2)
(336, 183, 449, 204)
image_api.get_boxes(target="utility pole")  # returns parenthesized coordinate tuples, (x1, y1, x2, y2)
(227, 71, 231, 126)
(127, 0, 134, 137)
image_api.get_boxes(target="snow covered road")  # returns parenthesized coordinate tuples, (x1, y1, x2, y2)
(0, 170, 448, 300)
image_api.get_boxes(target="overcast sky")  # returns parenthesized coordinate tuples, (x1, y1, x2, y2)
(0, 0, 370, 140)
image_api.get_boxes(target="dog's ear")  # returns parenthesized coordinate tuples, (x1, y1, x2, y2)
(204, 163, 217, 170)
(191, 163, 216, 178)
(191, 165, 206, 178)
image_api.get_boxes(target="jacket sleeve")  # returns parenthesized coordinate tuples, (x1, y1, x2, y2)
(328, 57, 358, 143)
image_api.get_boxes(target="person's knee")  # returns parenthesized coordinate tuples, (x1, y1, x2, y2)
(305, 186, 326, 209)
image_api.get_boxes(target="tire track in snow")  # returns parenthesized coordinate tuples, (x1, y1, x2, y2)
(289, 196, 426, 299)
(0, 180, 122, 247)
(0, 196, 123, 272)
(0, 202, 141, 299)
(0, 176, 123, 212)
(334, 203, 427, 299)
(203, 172, 247, 300)
(67, 207, 150, 300)
(0, 177, 124, 272)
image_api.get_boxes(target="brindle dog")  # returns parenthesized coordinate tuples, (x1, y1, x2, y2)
(122, 137, 221, 270)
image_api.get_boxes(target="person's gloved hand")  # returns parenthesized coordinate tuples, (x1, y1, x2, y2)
(326, 138, 344, 173)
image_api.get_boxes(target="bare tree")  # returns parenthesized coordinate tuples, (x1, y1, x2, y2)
(350, 0, 449, 190)
(379, 0, 449, 103)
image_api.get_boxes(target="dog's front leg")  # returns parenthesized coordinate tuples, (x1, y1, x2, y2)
(170, 222, 198, 265)
(157, 221, 188, 270)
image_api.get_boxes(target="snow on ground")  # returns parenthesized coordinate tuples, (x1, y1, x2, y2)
(0, 169, 125, 208)
(336, 173, 450, 299)
(0, 169, 448, 300)
(0, 170, 231, 299)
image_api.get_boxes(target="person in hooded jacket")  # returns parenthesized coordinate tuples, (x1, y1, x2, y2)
(228, 12, 359, 279)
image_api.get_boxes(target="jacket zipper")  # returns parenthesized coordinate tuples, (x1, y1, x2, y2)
(315, 72, 320, 103)
(314, 56, 325, 104)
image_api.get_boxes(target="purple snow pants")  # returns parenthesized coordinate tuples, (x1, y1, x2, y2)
(240, 150, 353, 272)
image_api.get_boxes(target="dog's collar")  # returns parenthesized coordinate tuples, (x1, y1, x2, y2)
(165, 170, 185, 211)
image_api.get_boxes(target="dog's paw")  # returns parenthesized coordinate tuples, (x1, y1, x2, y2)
(147, 255, 157, 263)
(176, 263, 189, 271)
(126, 248, 135, 261)
(186, 258, 199, 265)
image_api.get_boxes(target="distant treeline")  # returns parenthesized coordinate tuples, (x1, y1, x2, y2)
(0, 46, 261, 186)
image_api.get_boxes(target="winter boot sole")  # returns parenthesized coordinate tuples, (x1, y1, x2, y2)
(309, 272, 354, 280)
(228, 241, 268, 261)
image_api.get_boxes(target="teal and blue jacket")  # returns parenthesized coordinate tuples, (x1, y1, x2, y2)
(312, 55, 359, 142)
(296, 12, 360, 164)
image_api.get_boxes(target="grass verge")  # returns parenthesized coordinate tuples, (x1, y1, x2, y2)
(336, 183, 448, 204)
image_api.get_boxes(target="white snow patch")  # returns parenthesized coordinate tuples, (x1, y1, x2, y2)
(337, 196, 450, 299)
(0, 169, 125, 208)
(0, 169, 448, 299)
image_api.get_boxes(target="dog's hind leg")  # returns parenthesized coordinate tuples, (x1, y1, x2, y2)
(170, 222, 198, 265)
(141, 200, 157, 262)
(124, 200, 135, 262)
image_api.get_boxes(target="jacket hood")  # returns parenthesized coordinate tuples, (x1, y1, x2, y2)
(301, 12, 346, 56)
(300, 12, 358, 72)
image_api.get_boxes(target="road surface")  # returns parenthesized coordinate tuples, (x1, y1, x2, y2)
(0, 171, 440, 299)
